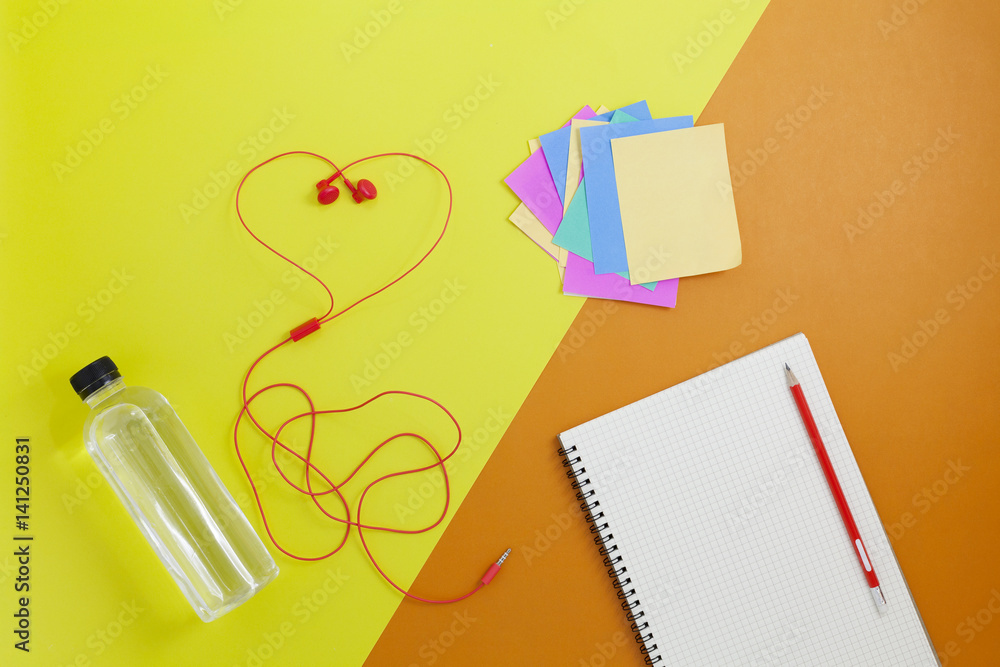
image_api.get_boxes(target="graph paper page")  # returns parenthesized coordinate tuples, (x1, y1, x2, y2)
(560, 334, 938, 666)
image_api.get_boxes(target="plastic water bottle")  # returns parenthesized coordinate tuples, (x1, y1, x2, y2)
(70, 356, 278, 621)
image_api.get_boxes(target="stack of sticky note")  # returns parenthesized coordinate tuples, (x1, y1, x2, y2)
(505, 101, 742, 308)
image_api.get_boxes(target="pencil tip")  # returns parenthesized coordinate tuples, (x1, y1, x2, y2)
(784, 363, 798, 387)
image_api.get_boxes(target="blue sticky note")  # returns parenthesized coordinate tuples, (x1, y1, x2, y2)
(542, 102, 652, 203)
(593, 100, 652, 122)
(615, 100, 652, 120)
(582, 115, 695, 275)
(538, 127, 572, 204)
(553, 179, 656, 291)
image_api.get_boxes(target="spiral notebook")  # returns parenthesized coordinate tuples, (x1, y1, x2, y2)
(558, 334, 938, 665)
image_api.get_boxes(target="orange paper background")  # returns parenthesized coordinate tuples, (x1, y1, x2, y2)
(367, 1, 1000, 665)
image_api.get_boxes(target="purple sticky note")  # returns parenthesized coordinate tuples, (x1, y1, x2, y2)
(505, 150, 564, 235)
(563, 252, 678, 307)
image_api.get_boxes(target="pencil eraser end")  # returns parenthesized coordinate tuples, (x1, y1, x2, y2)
(871, 586, 886, 610)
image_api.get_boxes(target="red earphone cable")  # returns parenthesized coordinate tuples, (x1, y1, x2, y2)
(233, 151, 507, 604)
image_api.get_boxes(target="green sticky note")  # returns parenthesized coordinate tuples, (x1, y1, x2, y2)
(610, 110, 639, 124)
(553, 179, 656, 290)
(553, 178, 593, 260)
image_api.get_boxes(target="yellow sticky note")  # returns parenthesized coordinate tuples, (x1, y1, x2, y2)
(508, 205, 567, 286)
(509, 203, 561, 262)
(612, 124, 742, 282)
(566, 119, 608, 212)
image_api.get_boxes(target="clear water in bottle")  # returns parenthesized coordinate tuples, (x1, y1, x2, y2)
(70, 356, 278, 622)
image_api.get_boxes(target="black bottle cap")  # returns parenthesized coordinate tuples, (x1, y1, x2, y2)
(70, 356, 122, 401)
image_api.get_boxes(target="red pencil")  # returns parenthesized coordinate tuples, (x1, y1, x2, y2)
(785, 363, 887, 610)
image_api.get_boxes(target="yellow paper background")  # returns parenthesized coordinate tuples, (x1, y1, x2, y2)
(0, 1, 768, 665)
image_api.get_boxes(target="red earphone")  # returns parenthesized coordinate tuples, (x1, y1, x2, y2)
(234, 151, 509, 605)
(316, 170, 377, 205)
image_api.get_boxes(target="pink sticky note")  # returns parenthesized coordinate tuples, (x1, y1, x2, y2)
(563, 252, 678, 308)
(505, 106, 596, 235)
(563, 105, 596, 128)
(505, 149, 564, 235)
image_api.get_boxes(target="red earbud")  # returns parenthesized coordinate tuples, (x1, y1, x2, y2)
(316, 178, 340, 204)
(351, 178, 377, 203)
(316, 171, 377, 205)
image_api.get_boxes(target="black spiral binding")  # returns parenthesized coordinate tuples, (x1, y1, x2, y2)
(558, 444, 663, 665)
